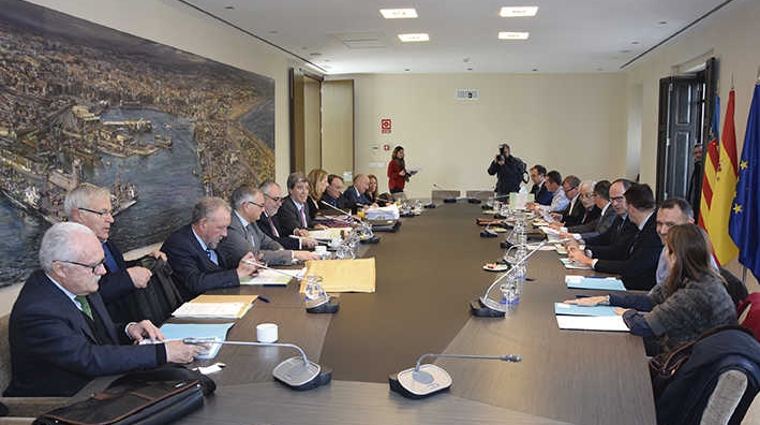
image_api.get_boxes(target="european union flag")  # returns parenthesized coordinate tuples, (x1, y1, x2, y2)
(730, 84, 760, 281)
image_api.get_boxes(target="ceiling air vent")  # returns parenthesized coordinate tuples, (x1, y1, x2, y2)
(455, 89, 479, 100)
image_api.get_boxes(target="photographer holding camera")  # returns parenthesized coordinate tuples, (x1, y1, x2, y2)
(487, 143, 527, 197)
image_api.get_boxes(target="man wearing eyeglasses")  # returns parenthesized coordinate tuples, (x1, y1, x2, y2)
(218, 185, 319, 266)
(4, 222, 200, 397)
(162, 197, 259, 301)
(257, 180, 318, 250)
(65, 183, 163, 315)
(320, 174, 344, 209)
(550, 175, 585, 226)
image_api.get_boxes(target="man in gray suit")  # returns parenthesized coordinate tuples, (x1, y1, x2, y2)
(218, 185, 319, 266)
(560, 180, 617, 241)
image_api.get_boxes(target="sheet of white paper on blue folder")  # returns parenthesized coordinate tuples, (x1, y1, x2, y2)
(159, 323, 234, 359)
(554, 303, 618, 317)
(556, 315, 630, 332)
(565, 275, 626, 291)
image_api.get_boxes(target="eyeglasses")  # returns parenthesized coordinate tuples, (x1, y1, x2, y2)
(582, 192, 596, 199)
(610, 196, 626, 203)
(246, 201, 266, 208)
(264, 194, 283, 203)
(78, 207, 113, 217)
(56, 258, 106, 273)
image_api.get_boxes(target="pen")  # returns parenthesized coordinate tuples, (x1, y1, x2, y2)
(575, 295, 591, 298)
(258, 296, 271, 303)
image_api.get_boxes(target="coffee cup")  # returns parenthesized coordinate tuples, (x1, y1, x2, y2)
(256, 323, 278, 343)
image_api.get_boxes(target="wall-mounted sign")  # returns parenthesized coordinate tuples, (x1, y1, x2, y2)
(383, 144, 391, 151)
(381, 118, 392, 134)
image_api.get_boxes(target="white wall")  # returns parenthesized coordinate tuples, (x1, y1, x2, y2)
(626, 0, 760, 289)
(27, 0, 298, 185)
(343, 73, 629, 198)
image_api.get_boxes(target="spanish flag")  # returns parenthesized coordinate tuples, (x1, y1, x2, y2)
(706, 89, 739, 265)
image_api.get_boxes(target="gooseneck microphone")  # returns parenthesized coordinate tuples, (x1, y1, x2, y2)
(470, 239, 550, 317)
(432, 183, 459, 203)
(242, 259, 339, 314)
(389, 352, 522, 399)
(183, 338, 332, 390)
(320, 200, 361, 223)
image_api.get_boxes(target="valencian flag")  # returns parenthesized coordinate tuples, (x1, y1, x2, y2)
(706, 89, 739, 265)
(730, 83, 760, 280)
(698, 96, 720, 230)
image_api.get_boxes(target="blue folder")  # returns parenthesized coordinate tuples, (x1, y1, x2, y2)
(554, 303, 618, 317)
(565, 276, 626, 291)
(159, 322, 235, 359)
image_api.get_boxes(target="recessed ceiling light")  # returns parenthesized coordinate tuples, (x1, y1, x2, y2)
(398, 33, 429, 42)
(658, 21, 668, 25)
(310, 52, 322, 56)
(380, 8, 418, 19)
(498, 31, 529, 40)
(224, 5, 234, 10)
(631, 41, 640, 45)
(619, 49, 631, 53)
(499, 6, 538, 17)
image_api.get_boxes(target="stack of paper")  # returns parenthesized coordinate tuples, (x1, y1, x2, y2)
(559, 258, 593, 270)
(172, 294, 258, 319)
(240, 267, 306, 286)
(554, 303, 618, 317)
(365, 204, 400, 220)
(308, 228, 351, 240)
(565, 275, 626, 291)
(556, 315, 630, 332)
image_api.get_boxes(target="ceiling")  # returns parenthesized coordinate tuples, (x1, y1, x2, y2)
(182, 0, 735, 75)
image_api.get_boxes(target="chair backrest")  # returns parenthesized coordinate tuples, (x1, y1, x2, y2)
(0, 314, 11, 394)
(738, 293, 760, 343)
(721, 267, 749, 307)
(700, 370, 748, 425)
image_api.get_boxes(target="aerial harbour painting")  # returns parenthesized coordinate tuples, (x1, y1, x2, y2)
(0, 0, 275, 286)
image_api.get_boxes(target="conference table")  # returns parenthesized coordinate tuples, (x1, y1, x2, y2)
(181, 203, 656, 425)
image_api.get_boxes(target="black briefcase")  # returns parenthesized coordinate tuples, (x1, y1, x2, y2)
(33, 378, 205, 425)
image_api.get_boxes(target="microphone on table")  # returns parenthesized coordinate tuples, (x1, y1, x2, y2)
(470, 239, 553, 317)
(320, 200, 380, 243)
(432, 183, 459, 203)
(320, 201, 361, 223)
(183, 338, 332, 390)
(242, 260, 339, 314)
(389, 352, 522, 399)
(480, 222, 499, 238)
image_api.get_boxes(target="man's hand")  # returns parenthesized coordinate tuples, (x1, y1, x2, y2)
(294, 251, 320, 261)
(567, 246, 594, 266)
(151, 250, 167, 262)
(165, 340, 202, 364)
(294, 228, 310, 237)
(301, 238, 318, 249)
(127, 266, 152, 289)
(127, 320, 164, 342)
(236, 252, 260, 279)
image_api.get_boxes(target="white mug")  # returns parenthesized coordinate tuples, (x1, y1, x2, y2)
(256, 323, 278, 343)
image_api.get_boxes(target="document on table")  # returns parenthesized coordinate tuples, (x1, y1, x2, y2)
(172, 294, 258, 319)
(554, 303, 618, 317)
(303, 258, 376, 293)
(556, 315, 630, 332)
(240, 267, 306, 286)
(159, 323, 234, 359)
(565, 275, 626, 291)
(559, 258, 593, 270)
(308, 228, 351, 240)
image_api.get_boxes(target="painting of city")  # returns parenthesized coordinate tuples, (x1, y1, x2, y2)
(0, 0, 275, 287)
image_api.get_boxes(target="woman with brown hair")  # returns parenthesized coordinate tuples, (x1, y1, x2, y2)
(565, 223, 736, 351)
(387, 146, 414, 201)
(306, 168, 329, 220)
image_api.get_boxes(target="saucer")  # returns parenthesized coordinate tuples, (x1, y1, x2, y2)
(483, 263, 509, 272)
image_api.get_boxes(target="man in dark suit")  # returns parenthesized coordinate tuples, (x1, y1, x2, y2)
(258, 180, 318, 251)
(320, 174, 344, 209)
(551, 175, 585, 226)
(279, 172, 329, 236)
(574, 178, 637, 249)
(218, 185, 319, 266)
(64, 183, 164, 318)
(567, 183, 663, 290)
(529, 165, 553, 205)
(4, 222, 199, 397)
(162, 197, 259, 301)
(561, 180, 617, 241)
(339, 174, 372, 213)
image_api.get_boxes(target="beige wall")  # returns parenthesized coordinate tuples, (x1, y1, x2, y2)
(625, 0, 759, 289)
(27, 0, 297, 186)
(343, 73, 629, 198)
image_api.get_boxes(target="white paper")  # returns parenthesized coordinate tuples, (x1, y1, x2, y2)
(172, 302, 248, 318)
(556, 315, 629, 332)
(240, 267, 306, 286)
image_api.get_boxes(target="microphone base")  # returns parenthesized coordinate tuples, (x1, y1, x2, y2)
(467, 198, 482, 204)
(423, 203, 436, 209)
(443, 198, 457, 203)
(480, 230, 498, 238)
(306, 296, 340, 314)
(389, 364, 452, 399)
(273, 356, 333, 390)
(360, 235, 381, 244)
(470, 299, 506, 317)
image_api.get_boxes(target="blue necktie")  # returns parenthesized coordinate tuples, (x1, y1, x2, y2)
(206, 248, 218, 266)
(102, 242, 119, 272)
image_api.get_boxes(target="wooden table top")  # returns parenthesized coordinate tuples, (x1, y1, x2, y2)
(184, 203, 655, 425)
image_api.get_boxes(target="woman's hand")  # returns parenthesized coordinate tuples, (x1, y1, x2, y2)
(563, 295, 608, 306)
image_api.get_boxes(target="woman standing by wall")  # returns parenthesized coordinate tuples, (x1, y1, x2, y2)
(387, 146, 414, 201)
